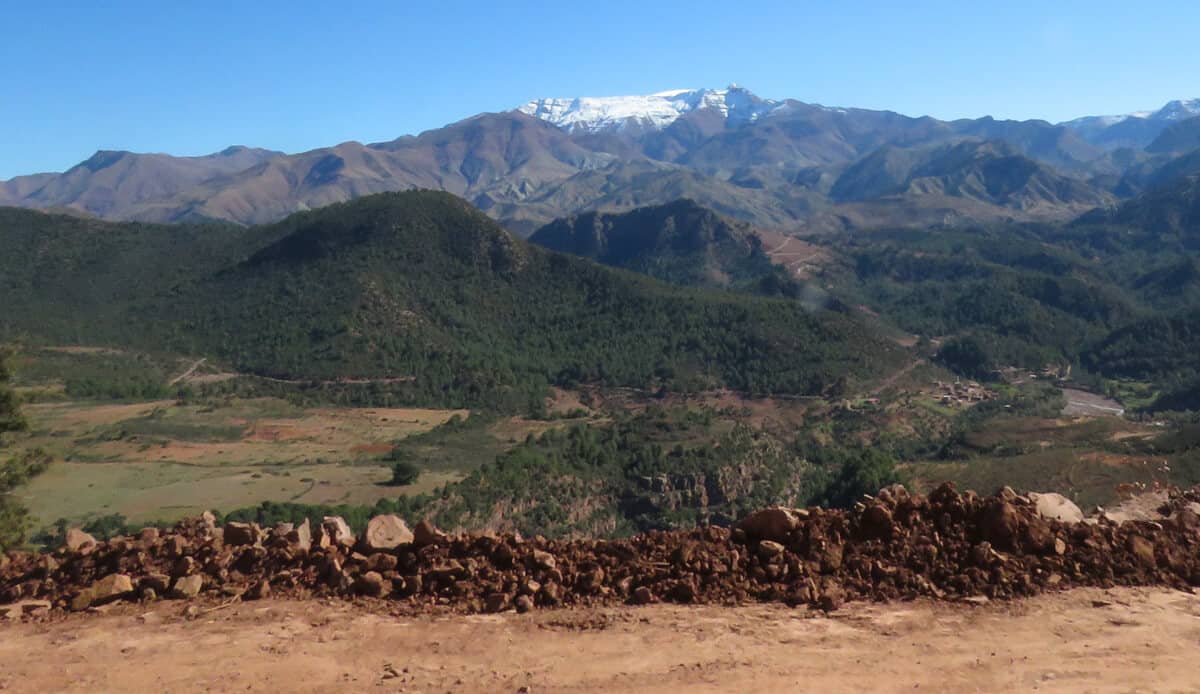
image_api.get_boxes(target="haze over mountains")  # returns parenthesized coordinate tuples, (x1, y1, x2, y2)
(3, 86, 1200, 235)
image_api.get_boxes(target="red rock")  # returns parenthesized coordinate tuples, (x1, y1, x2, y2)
(413, 519, 449, 546)
(739, 508, 802, 543)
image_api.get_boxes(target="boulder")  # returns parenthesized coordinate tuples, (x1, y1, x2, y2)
(64, 527, 97, 552)
(286, 519, 313, 552)
(484, 592, 510, 613)
(1, 600, 51, 621)
(858, 504, 896, 541)
(413, 519, 449, 546)
(223, 521, 262, 547)
(757, 540, 786, 558)
(362, 515, 414, 552)
(532, 549, 557, 571)
(1027, 493, 1084, 524)
(355, 571, 387, 597)
(978, 499, 1022, 551)
(322, 516, 356, 548)
(170, 574, 204, 599)
(71, 573, 134, 610)
(139, 574, 171, 595)
(738, 507, 802, 543)
(138, 527, 160, 545)
(514, 595, 534, 613)
(631, 586, 655, 605)
(1127, 535, 1157, 568)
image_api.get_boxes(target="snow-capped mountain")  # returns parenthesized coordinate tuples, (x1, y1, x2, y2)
(1061, 98, 1200, 147)
(518, 85, 783, 133)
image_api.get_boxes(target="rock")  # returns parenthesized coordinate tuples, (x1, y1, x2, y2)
(362, 515, 414, 552)
(64, 527, 97, 551)
(1, 600, 51, 621)
(138, 527, 160, 545)
(484, 593, 510, 613)
(322, 516, 355, 547)
(72, 573, 134, 610)
(368, 553, 399, 573)
(139, 574, 170, 594)
(223, 522, 262, 547)
(244, 580, 271, 601)
(532, 549, 557, 571)
(165, 535, 189, 557)
(738, 507, 802, 543)
(818, 584, 844, 612)
(171, 556, 196, 578)
(1028, 493, 1084, 524)
(540, 583, 562, 606)
(170, 574, 204, 599)
(858, 504, 895, 541)
(1127, 535, 1156, 568)
(669, 582, 697, 603)
(287, 518, 312, 552)
(355, 571, 387, 597)
(413, 519, 449, 546)
(631, 586, 655, 605)
(978, 499, 1022, 551)
(757, 540, 786, 558)
(514, 595, 534, 613)
(200, 511, 217, 531)
(1053, 538, 1067, 555)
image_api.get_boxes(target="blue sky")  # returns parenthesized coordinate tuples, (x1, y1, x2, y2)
(2, 0, 1198, 179)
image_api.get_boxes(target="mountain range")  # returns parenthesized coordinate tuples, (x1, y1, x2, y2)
(3, 87, 1200, 234)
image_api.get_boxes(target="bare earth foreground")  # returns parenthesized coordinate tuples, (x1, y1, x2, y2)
(2, 587, 1198, 693)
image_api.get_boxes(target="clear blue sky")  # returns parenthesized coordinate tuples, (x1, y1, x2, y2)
(3, 0, 1198, 179)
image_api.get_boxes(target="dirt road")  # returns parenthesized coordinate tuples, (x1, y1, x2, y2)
(2, 587, 1197, 693)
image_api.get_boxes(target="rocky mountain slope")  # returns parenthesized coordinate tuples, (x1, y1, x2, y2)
(528, 199, 785, 289)
(3, 88, 1198, 233)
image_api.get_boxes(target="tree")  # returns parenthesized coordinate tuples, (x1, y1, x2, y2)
(818, 448, 903, 509)
(936, 336, 992, 380)
(1, 351, 48, 551)
(389, 460, 421, 487)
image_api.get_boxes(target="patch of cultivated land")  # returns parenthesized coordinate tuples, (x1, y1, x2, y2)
(1, 588, 1196, 692)
(11, 398, 471, 528)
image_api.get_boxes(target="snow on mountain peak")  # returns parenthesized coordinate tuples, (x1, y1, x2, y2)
(1155, 98, 1200, 121)
(1062, 98, 1200, 130)
(517, 86, 781, 133)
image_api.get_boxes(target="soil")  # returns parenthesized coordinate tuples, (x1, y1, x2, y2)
(1, 587, 1196, 693)
(1062, 389, 1126, 418)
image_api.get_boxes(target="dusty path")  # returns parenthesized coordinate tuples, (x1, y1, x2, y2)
(2, 587, 1198, 693)
(761, 232, 826, 278)
(868, 358, 925, 397)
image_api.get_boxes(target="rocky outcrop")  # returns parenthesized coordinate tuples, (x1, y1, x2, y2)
(3, 486, 1200, 621)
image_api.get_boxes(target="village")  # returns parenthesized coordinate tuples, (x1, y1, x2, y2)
(931, 378, 996, 407)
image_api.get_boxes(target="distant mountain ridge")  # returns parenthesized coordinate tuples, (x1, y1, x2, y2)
(1060, 99, 1200, 150)
(3, 87, 1199, 233)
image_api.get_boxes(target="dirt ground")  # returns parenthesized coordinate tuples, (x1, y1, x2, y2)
(2, 587, 1197, 693)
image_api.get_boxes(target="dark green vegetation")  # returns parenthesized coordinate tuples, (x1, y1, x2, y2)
(226, 406, 842, 536)
(528, 199, 802, 295)
(815, 180, 1200, 412)
(0, 193, 900, 411)
(0, 354, 50, 550)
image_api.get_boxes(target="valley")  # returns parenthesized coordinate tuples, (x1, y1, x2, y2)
(8, 6, 1200, 691)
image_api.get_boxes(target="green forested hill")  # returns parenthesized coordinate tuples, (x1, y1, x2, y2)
(527, 199, 798, 294)
(0, 193, 902, 410)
